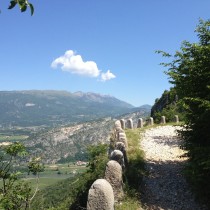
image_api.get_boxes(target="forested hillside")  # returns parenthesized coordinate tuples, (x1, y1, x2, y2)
(151, 88, 185, 123)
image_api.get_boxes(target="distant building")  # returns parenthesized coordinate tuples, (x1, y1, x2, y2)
(76, 161, 87, 166)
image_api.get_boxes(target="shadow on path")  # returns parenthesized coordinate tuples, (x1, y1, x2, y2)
(140, 160, 205, 210)
(151, 135, 181, 147)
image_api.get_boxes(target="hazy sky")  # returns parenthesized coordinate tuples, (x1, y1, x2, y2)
(0, 1, 210, 106)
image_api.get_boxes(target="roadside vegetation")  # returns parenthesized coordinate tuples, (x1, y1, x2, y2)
(157, 19, 210, 208)
(30, 144, 108, 210)
(114, 127, 145, 210)
(151, 88, 186, 123)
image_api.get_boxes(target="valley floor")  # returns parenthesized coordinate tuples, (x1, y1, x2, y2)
(140, 125, 207, 210)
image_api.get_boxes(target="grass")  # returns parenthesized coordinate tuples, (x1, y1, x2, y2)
(114, 127, 145, 210)
(24, 163, 87, 190)
(26, 177, 69, 190)
(115, 196, 141, 210)
(0, 163, 87, 191)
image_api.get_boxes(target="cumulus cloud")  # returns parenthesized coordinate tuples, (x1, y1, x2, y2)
(51, 50, 100, 77)
(101, 70, 116, 82)
(51, 50, 116, 81)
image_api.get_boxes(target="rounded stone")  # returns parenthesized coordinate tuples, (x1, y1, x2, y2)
(110, 149, 124, 166)
(105, 160, 124, 201)
(87, 179, 114, 210)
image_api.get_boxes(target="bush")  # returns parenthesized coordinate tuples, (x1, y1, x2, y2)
(158, 19, 210, 207)
(30, 144, 109, 210)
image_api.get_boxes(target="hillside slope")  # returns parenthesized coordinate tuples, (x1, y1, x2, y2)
(25, 108, 150, 164)
(25, 117, 113, 163)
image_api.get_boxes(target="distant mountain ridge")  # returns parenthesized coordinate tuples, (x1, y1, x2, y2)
(131, 104, 151, 113)
(0, 90, 135, 127)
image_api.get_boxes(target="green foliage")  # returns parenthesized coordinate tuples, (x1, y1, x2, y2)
(110, 127, 145, 209)
(153, 103, 185, 123)
(158, 19, 210, 207)
(30, 176, 78, 209)
(1, 181, 31, 210)
(151, 88, 185, 123)
(58, 150, 89, 163)
(125, 128, 145, 189)
(64, 144, 108, 210)
(115, 191, 140, 210)
(28, 157, 44, 175)
(0, 142, 30, 209)
(87, 144, 108, 173)
(30, 144, 108, 210)
(5, 142, 27, 157)
(8, 0, 34, 15)
(0, 142, 44, 209)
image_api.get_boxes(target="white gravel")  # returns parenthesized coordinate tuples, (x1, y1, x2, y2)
(140, 125, 206, 210)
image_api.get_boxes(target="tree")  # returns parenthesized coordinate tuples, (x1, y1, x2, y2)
(30, 144, 108, 209)
(5, 0, 34, 15)
(0, 142, 44, 209)
(157, 19, 210, 206)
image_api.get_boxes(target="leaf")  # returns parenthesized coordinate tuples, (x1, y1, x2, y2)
(29, 3, 34, 16)
(8, 0, 17, 10)
(155, 50, 171, 57)
(20, 4, 27, 12)
(17, 194, 24, 199)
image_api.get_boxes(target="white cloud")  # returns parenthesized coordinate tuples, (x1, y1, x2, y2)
(101, 70, 116, 82)
(51, 50, 116, 82)
(51, 50, 100, 77)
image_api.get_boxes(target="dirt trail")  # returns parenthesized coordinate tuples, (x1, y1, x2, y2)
(140, 125, 206, 210)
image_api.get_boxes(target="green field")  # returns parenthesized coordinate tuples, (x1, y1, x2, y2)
(1, 163, 87, 190)
(0, 134, 28, 142)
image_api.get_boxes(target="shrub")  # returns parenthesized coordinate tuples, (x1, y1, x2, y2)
(157, 19, 210, 207)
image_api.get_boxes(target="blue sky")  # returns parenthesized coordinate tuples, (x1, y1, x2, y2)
(0, 1, 210, 106)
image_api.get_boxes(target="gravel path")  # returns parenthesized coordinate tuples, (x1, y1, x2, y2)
(140, 125, 206, 210)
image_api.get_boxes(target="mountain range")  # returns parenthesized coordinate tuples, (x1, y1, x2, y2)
(0, 90, 150, 127)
